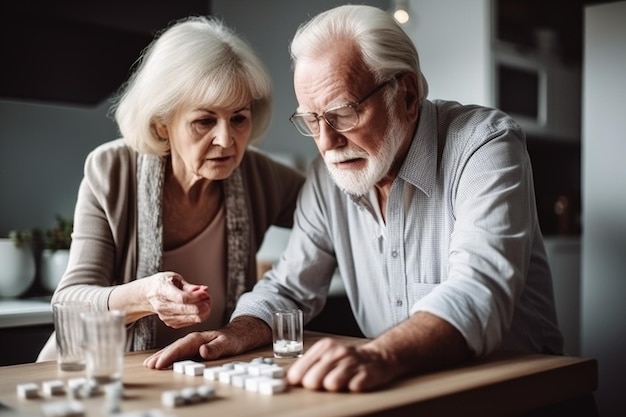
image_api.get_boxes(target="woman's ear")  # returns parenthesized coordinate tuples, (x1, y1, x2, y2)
(156, 123, 169, 139)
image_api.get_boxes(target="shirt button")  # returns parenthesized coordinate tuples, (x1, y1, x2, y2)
(396, 299, 403, 307)
(391, 250, 398, 258)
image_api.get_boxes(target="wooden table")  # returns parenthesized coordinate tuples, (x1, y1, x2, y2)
(0, 332, 597, 417)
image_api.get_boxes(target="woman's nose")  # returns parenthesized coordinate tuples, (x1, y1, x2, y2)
(211, 121, 234, 148)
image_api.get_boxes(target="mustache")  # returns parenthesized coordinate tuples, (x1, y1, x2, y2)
(324, 147, 368, 163)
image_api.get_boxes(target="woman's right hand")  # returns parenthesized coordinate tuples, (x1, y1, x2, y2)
(109, 271, 211, 327)
(144, 272, 211, 328)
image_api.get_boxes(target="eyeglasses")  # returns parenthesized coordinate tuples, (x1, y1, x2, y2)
(289, 75, 400, 137)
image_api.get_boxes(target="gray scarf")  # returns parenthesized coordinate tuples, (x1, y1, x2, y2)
(132, 154, 250, 351)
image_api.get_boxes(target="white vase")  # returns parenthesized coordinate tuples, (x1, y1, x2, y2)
(0, 238, 36, 298)
(40, 249, 70, 293)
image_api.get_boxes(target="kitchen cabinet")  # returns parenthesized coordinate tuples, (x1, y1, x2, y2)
(257, 227, 362, 337)
(405, 0, 583, 142)
(492, 41, 581, 141)
(0, 298, 53, 366)
(0, 324, 53, 366)
(544, 237, 581, 356)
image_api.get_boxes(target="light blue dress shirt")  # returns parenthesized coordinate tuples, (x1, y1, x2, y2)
(233, 99, 564, 357)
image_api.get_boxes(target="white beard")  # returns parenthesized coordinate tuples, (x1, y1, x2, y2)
(324, 110, 408, 196)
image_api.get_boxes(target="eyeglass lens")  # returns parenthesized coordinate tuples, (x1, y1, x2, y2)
(290, 75, 399, 137)
(290, 105, 360, 136)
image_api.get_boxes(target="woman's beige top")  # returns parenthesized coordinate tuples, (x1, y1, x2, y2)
(158, 205, 226, 346)
(50, 139, 305, 351)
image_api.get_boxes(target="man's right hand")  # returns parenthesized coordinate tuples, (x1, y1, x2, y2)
(142, 315, 272, 369)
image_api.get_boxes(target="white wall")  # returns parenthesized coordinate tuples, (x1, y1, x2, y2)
(402, 0, 492, 106)
(0, 0, 389, 236)
(0, 99, 118, 234)
(402, 0, 583, 361)
(211, 0, 389, 165)
(582, 2, 626, 416)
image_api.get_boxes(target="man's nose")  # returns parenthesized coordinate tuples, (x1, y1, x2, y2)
(315, 121, 345, 152)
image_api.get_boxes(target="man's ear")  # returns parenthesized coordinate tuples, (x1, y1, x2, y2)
(400, 73, 420, 123)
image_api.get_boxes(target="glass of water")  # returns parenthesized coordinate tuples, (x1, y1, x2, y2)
(272, 308, 303, 358)
(81, 310, 126, 386)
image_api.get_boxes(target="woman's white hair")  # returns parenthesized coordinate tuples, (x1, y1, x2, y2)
(289, 5, 428, 104)
(111, 16, 272, 156)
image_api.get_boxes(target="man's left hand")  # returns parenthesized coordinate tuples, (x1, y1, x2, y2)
(286, 337, 395, 392)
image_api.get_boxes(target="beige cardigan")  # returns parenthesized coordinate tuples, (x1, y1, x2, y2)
(46, 139, 304, 353)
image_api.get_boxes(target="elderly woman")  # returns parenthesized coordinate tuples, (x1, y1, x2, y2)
(37, 15, 304, 360)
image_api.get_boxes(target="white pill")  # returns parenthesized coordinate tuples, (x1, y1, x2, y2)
(16, 382, 39, 399)
(42, 379, 65, 396)
(244, 376, 272, 392)
(203, 365, 228, 381)
(258, 378, 287, 395)
(260, 365, 286, 378)
(184, 363, 205, 376)
(173, 360, 196, 374)
(196, 385, 216, 400)
(219, 369, 247, 384)
(161, 390, 184, 408)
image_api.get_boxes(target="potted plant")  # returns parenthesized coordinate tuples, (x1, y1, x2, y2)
(39, 215, 73, 293)
(0, 230, 37, 298)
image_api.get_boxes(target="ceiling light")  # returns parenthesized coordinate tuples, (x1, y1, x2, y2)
(392, 0, 410, 24)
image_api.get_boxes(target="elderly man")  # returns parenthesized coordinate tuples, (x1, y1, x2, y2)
(144, 5, 563, 393)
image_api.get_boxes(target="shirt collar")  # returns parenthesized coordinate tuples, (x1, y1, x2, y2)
(397, 100, 437, 197)
(346, 99, 438, 206)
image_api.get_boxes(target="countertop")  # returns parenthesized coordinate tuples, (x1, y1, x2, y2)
(0, 276, 345, 331)
(0, 238, 574, 331)
(0, 297, 52, 329)
(0, 332, 598, 417)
